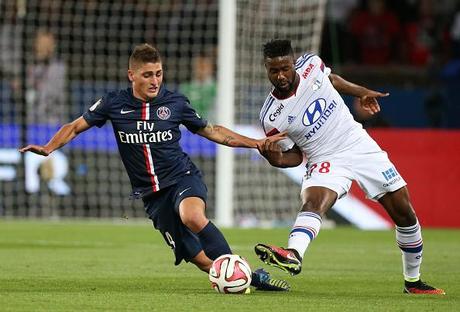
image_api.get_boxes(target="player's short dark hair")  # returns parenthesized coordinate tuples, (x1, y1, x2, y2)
(129, 43, 161, 69)
(263, 39, 294, 59)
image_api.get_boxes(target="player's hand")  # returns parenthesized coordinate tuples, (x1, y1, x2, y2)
(359, 90, 389, 115)
(256, 131, 287, 145)
(19, 145, 50, 156)
(254, 131, 287, 149)
(256, 135, 284, 161)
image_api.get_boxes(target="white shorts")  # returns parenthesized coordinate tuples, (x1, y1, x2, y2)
(302, 137, 407, 200)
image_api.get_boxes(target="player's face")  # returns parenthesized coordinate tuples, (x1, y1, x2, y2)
(264, 56, 296, 93)
(128, 62, 163, 100)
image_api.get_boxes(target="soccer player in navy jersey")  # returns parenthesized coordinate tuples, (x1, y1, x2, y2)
(19, 43, 289, 291)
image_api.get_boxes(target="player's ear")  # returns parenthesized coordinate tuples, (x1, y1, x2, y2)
(263, 60, 269, 70)
(127, 69, 134, 82)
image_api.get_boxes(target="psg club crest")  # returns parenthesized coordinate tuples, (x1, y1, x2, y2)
(157, 106, 171, 120)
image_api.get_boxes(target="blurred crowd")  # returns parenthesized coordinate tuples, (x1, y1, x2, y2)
(322, 0, 460, 69)
(320, 0, 460, 128)
(0, 0, 458, 199)
(1, 0, 459, 129)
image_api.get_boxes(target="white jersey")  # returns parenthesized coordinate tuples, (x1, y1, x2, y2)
(260, 53, 370, 160)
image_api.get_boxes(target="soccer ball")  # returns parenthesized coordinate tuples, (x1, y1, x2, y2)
(209, 254, 252, 294)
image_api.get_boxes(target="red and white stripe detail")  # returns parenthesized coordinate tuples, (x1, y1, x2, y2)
(292, 225, 318, 238)
(142, 102, 160, 192)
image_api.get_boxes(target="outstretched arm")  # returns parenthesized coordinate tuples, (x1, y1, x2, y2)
(19, 116, 91, 156)
(329, 73, 389, 115)
(196, 123, 287, 148)
(257, 139, 303, 168)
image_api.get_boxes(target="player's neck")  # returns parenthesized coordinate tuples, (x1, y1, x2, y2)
(131, 88, 155, 103)
(273, 74, 300, 100)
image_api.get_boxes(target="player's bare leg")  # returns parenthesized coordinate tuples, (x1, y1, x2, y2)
(379, 187, 445, 294)
(179, 196, 232, 259)
(255, 186, 337, 275)
(190, 251, 213, 272)
(378, 186, 416, 227)
(300, 186, 337, 217)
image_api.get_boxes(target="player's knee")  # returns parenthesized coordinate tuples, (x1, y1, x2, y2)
(300, 199, 326, 217)
(394, 205, 417, 227)
(181, 213, 209, 233)
(300, 187, 336, 217)
(386, 188, 418, 226)
(179, 197, 208, 232)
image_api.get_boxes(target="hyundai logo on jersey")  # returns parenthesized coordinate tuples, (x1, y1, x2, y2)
(303, 98, 327, 126)
(303, 99, 338, 140)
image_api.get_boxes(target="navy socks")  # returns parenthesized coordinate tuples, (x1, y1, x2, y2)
(197, 221, 232, 260)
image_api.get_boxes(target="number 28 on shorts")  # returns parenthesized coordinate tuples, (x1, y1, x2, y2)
(306, 161, 331, 178)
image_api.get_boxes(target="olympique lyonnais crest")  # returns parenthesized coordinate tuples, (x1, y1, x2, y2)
(157, 106, 171, 120)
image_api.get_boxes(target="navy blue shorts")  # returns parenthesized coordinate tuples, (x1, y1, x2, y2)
(143, 173, 208, 265)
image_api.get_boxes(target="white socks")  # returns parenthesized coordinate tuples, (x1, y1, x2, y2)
(288, 211, 322, 259)
(287, 211, 423, 281)
(396, 221, 423, 282)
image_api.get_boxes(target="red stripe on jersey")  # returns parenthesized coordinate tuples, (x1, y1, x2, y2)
(142, 145, 157, 192)
(141, 102, 159, 192)
(320, 62, 325, 72)
(141, 102, 146, 119)
(266, 128, 280, 137)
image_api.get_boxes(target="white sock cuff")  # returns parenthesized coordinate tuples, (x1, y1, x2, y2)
(396, 220, 420, 234)
(298, 211, 322, 223)
(290, 211, 322, 241)
(395, 220, 423, 253)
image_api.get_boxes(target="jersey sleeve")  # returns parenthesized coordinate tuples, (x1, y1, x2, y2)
(261, 120, 295, 152)
(296, 53, 331, 76)
(295, 52, 315, 70)
(182, 99, 207, 133)
(82, 95, 110, 128)
(312, 54, 331, 76)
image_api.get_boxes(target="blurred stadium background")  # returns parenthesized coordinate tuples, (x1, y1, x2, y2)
(1, 0, 459, 229)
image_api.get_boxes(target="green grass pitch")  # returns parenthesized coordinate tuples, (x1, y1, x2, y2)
(1, 220, 459, 311)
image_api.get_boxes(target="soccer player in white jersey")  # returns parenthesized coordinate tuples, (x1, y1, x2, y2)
(254, 39, 445, 295)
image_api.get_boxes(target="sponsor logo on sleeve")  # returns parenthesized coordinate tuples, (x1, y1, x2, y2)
(302, 63, 315, 79)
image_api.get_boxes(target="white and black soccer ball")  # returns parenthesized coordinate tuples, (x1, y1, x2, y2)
(209, 254, 252, 294)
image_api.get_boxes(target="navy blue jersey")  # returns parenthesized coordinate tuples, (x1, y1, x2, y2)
(82, 87, 207, 198)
